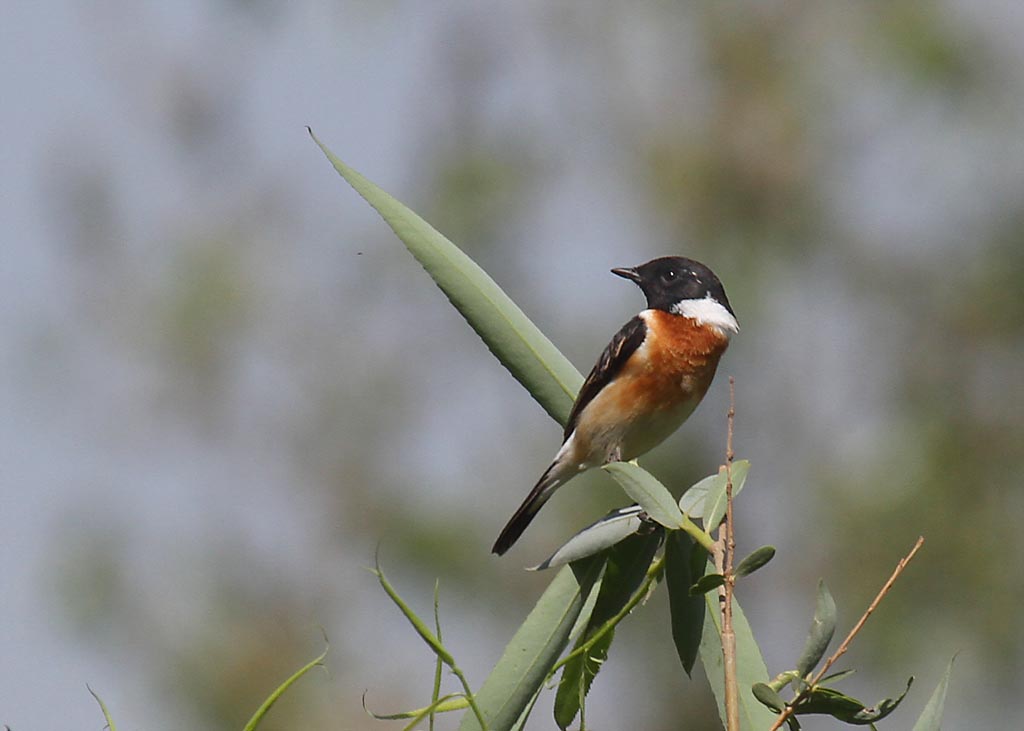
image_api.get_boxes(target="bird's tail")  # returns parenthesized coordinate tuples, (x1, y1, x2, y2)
(492, 461, 566, 555)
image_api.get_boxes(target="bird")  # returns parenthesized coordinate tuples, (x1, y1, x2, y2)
(492, 256, 738, 555)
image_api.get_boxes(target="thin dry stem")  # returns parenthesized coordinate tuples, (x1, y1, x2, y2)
(768, 536, 926, 731)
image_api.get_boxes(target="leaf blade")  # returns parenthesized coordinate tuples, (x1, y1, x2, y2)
(601, 461, 685, 529)
(458, 557, 605, 731)
(665, 531, 706, 676)
(553, 531, 662, 729)
(700, 567, 777, 731)
(243, 642, 329, 731)
(795, 580, 837, 678)
(912, 655, 956, 731)
(703, 460, 751, 530)
(312, 132, 583, 425)
(734, 546, 776, 578)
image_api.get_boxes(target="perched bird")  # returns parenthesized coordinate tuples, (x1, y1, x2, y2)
(492, 256, 738, 555)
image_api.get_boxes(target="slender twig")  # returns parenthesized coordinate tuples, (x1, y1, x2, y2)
(768, 536, 926, 731)
(720, 377, 740, 731)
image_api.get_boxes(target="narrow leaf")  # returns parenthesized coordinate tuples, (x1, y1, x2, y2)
(554, 531, 662, 729)
(459, 557, 605, 731)
(690, 573, 727, 595)
(703, 460, 751, 530)
(315, 134, 697, 550)
(602, 461, 684, 529)
(553, 630, 613, 730)
(243, 642, 329, 731)
(819, 668, 857, 685)
(312, 132, 582, 425)
(678, 471, 720, 518)
(797, 678, 913, 724)
(374, 563, 454, 666)
(87, 685, 118, 731)
(795, 579, 837, 678)
(364, 693, 469, 721)
(665, 531, 706, 676)
(734, 546, 776, 578)
(700, 563, 777, 730)
(849, 677, 913, 723)
(431, 581, 444, 731)
(912, 655, 956, 731)
(530, 505, 647, 571)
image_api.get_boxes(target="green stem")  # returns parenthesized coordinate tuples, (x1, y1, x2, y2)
(679, 514, 717, 554)
(551, 556, 666, 675)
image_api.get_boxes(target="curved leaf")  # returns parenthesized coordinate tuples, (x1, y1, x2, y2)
(602, 461, 684, 529)
(554, 532, 662, 729)
(312, 131, 582, 425)
(678, 471, 720, 518)
(797, 677, 913, 724)
(795, 579, 837, 678)
(530, 505, 647, 571)
(87, 686, 118, 731)
(703, 460, 751, 530)
(752, 682, 786, 713)
(244, 642, 329, 731)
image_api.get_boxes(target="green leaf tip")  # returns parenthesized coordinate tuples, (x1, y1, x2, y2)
(665, 532, 706, 677)
(795, 579, 837, 678)
(87, 685, 118, 731)
(601, 462, 684, 529)
(312, 131, 583, 426)
(243, 642, 329, 731)
(912, 654, 956, 731)
(690, 573, 727, 596)
(701, 460, 751, 530)
(735, 545, 776, 578)
(752, 682, 787, 713)
(796, 676, 913, 724)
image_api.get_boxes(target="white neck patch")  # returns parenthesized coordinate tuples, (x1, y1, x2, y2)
(671, 294, 740, 336)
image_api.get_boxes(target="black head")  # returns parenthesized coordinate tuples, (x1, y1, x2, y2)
(611, 256, 735, 316)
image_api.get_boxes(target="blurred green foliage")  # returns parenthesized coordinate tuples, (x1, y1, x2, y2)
(35, 2, 1022, 730)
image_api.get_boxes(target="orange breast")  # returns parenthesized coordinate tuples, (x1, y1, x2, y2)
(614, 309, 730, 413)
(568, 309, 731, 464)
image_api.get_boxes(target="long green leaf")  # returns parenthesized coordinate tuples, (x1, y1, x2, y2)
(459, 557, 605, 731)
(313, 133, 684, 528)
(311, 130, 582, 425)
(554, 532, 662, 729)
(795, 579, 837, 678)
(601, 462, 685, 529)
(665, 531, 706, 677)
(364, 693, 470, 721)
(700, 570, 777, 731)
(912, 655, 956, 731)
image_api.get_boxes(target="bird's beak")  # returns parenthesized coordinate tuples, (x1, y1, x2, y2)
(611, 266, 640, 283)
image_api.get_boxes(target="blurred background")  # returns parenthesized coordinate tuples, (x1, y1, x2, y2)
(3, 2, 1023, 729)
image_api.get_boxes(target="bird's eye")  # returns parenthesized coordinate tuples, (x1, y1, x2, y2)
(661, 270, 677, 283)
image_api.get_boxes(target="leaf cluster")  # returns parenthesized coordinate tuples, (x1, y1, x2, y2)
(312, 134, 955, 731)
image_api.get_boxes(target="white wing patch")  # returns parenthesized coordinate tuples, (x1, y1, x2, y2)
(671, 294, 740, 336)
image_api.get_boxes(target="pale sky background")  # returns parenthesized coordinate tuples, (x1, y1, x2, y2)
(4, 2, 1024, 729)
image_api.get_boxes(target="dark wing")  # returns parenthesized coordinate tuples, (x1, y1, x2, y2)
(563, 315, 647, 441)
